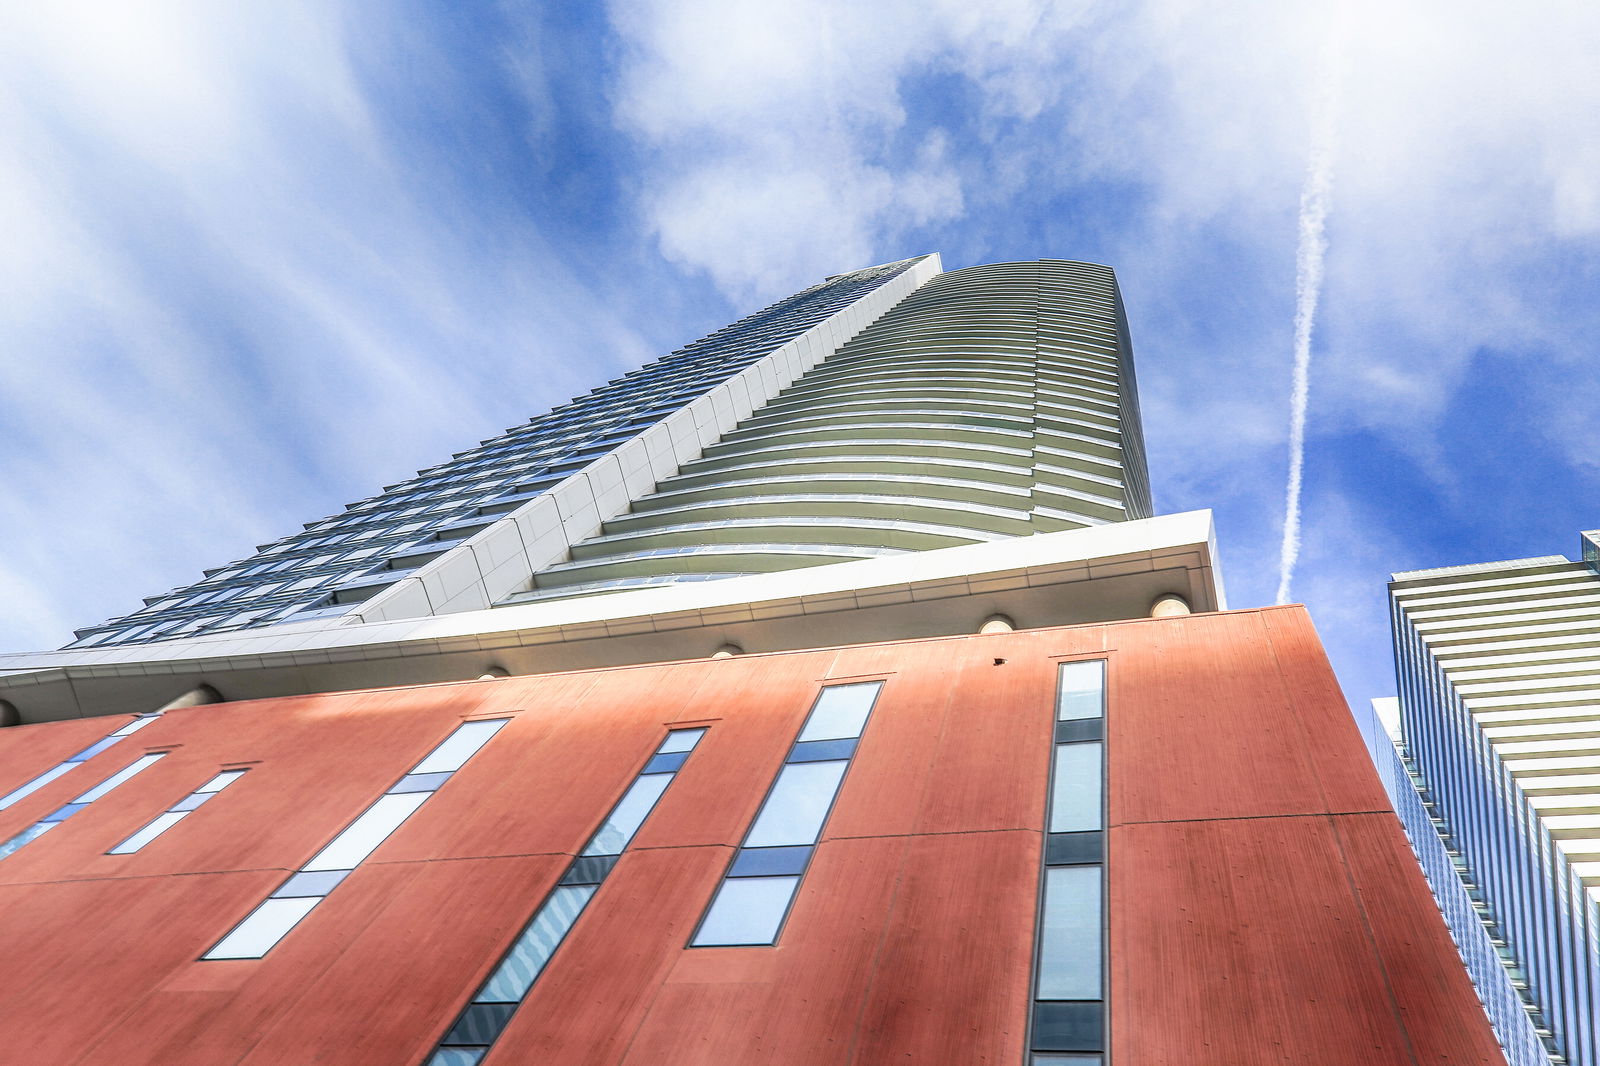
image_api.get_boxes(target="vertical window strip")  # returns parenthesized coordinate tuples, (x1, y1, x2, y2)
(1032, 660, 1107, 1061)
(108, 769, 247, 855)
(0, 714, 161, 811)
(690, 680, 884, 948)
(0, 752, 167, 860)
(1057, 660, 1105, 721)
(203, 718, 510, 961)
(425, 727, 709, 1066)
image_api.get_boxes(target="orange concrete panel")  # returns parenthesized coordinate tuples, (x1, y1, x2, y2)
(73, 862, 435, 1064)
(1333, 811, 1508, 1063)
(912, 631, 1058, 836)
(80, 686, 515, 877)
(852, 828, 1038, 1065)
(624, 835, 908, 1065)
(0, 680, 543, 885)
(1111, 611, 1357, 826)
(1258, 606, 1395, 814)
(819, 637, 917, 680)
(239, 853, 569, 1065)
(0, 868, 283, 1066)
(819, 638, 961, 840)
(0, 746, 227, 887)
(0, 715, 160, 842)
(458, 668, 600, 719)
(1037, 623, 1112, 659)
(0, 714, 134, 787)
(373, 671, 635, 862)
(726, 833, 908, 1064)
(494, 845, 732, 1066)
(0, 620, 1511, 1065)
(1110, 813, 1503, 1065)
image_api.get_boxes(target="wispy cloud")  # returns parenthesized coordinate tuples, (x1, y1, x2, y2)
(0, 1, 659, 650)
(605, 0, 1094, 300)
(1275, 36, 1340, 606)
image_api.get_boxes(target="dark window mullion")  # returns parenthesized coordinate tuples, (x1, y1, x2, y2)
(1030, 659, 1108, 1062)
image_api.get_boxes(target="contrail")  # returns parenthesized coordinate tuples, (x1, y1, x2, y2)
(1274, 48, 1340, 606)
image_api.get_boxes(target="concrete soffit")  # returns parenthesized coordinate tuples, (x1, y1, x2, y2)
(0, 510, 1220, 723)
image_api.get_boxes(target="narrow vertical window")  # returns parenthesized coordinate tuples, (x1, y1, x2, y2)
(0, 752, 167, 860)
(425, 727, 708, 1065)
(1031, 660, 1106, 1059)
(690, 680, 883, 947)
(1056, 660, 1105, 721)
(108, 769, 247, 854)
(203, 718, 509, 960)
(0, 714, 160, 811)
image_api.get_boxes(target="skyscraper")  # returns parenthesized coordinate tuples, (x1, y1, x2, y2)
(1386, 533, 1600, 1066)
(507, 259, 1151, 604)
(65, 257, 932, 648)
(0, 256, 1508, 1064)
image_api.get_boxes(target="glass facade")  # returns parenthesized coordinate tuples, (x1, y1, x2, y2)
(506, 260, 1154, 606)
(1373, 713, 1551, 1066)
(68, 260, 919, 649)
(1391, 560, 1600, 1066)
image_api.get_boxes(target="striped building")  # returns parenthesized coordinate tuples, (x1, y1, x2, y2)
(1390, 536, 1600, 1066)
(511, 260, 1150, 603)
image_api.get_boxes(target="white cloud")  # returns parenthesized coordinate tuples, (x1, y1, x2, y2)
(0, 1, 659, 651)
(606, 0, 1098, 300)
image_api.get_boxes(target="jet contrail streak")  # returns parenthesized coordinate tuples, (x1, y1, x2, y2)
(1274, 54, 1339, 606)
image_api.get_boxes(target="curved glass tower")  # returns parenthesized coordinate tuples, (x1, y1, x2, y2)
(66, 256, 1153, 635)
(66, 258, 926, 646)
(505, 260, 1151, 604)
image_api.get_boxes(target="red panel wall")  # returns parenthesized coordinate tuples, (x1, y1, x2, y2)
(1108, 609, 1506, 1065)
(0, 608, 1505, 1065)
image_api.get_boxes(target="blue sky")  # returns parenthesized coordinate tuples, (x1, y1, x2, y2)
(3, 1, 1599, 710)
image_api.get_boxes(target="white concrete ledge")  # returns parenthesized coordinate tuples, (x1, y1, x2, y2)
(0, 510, 1220, 723)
